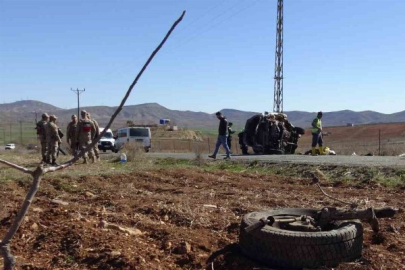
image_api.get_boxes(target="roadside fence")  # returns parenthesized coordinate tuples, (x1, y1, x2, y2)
(1, 122, 404, 156)
(150, 137, 241, 155)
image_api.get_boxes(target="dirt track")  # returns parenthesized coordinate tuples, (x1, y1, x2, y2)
(1, 163, 404, 270)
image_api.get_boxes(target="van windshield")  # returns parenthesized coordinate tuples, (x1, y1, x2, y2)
(130, 128, 149, 137)
(102, 132, 113, 139)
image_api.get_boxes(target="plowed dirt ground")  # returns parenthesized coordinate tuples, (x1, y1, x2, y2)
(1, 157, 404, 270)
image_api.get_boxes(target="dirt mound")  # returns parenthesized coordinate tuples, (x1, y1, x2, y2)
(151, 127, 204, 141)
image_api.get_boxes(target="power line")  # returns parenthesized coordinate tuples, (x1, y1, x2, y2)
(171, 0, 261, 50)
(171, 0, 230, 36)
(95, 1, 250, 82)
(84, 0, 260, 95)
(166, 0, 249, 50)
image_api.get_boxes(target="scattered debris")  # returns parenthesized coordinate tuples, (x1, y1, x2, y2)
(50, 199, 69, 206)
(174, 241, 192, 254)
(30, 223, 39, 231)
(97, 220, 142, 236)
(203, 204, 218, 209)
(84, 191, 96, 198)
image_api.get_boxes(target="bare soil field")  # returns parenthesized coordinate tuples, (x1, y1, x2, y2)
(297, 123, 405, 155)
(299, 123, 405, 144)
(1, 157, 405, 270)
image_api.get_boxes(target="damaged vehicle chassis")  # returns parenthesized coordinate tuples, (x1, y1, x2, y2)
(239, 113, 305, 155)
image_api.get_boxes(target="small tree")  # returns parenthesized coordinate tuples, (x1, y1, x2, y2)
(0, 11, 185, 270)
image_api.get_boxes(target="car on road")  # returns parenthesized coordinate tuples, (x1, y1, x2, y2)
(115, 127, 151, 152)
(5, 143, 16, 150)
(97, 128, 117, 152)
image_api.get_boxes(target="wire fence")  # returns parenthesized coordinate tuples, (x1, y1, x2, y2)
(1, 122, 404, 156)
(0, 122, 69, 146)
(150, 137, 241, 155)
(296, 126, 405, 156)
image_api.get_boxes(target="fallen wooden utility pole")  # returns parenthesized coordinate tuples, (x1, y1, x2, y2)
(0, 10, 185, 270)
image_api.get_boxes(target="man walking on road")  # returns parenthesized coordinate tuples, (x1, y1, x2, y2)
(209, 112, 231, 160)
(311, 111, 324, 156)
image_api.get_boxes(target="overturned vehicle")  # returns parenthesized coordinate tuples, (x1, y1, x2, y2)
(238, 113, 305, 155)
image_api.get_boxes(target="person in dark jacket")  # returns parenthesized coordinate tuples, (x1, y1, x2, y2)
(227, 122, 235, 151)
(209, 112, 231, 159)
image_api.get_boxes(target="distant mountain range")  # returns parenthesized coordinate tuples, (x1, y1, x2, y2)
(0, 100, 404, 130)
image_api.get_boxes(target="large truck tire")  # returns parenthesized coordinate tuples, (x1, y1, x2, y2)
(239, 209, 363, 269)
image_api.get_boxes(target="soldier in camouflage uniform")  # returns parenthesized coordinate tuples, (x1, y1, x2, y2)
(45, 115, 62, 166)
(66, 114, 78, 155)
(87, 112, 100, 161)
(76, 110, 96, 164)
(36, 113, 49, 163)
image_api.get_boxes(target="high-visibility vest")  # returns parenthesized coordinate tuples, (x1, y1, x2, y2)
(312, 117, 322, 133)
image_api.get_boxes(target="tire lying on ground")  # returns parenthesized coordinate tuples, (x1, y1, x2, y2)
(239, 208, 363, 269)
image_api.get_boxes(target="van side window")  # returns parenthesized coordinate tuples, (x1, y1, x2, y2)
(118, 130, 127, 138)
(130, 128, 149, 137)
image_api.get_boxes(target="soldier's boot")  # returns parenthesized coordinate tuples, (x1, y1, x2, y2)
(46, 156, 51, 164)
(91, 156, 96, 163)
(83, 157, 88, 164)
(51, 158, 59, 166)
(319, 146, 325, 155)
(41, 155, 47, 163)
(311, 147, 317, 156)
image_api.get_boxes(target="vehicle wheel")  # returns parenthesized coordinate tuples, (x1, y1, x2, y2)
(239, 208, 363, 269)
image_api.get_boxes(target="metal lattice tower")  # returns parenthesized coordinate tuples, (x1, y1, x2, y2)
(273, 0, 283, 113)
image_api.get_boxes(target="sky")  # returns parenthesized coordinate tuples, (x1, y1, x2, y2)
(0, 0, 404, 114)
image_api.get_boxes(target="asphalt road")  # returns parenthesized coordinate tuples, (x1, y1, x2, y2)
(148, 153, 405, 167)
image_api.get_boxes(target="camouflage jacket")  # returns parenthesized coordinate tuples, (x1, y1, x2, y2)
(89, 118, 100, 139)
(76, 119, 96, 144)
(36, 120, 48, 142)
(46, 122, 62, 144)
(66, 121, 78, 143)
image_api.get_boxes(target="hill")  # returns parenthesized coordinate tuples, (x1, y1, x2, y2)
(0, 101, 62, 121)
(0, 100, 404, 130)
